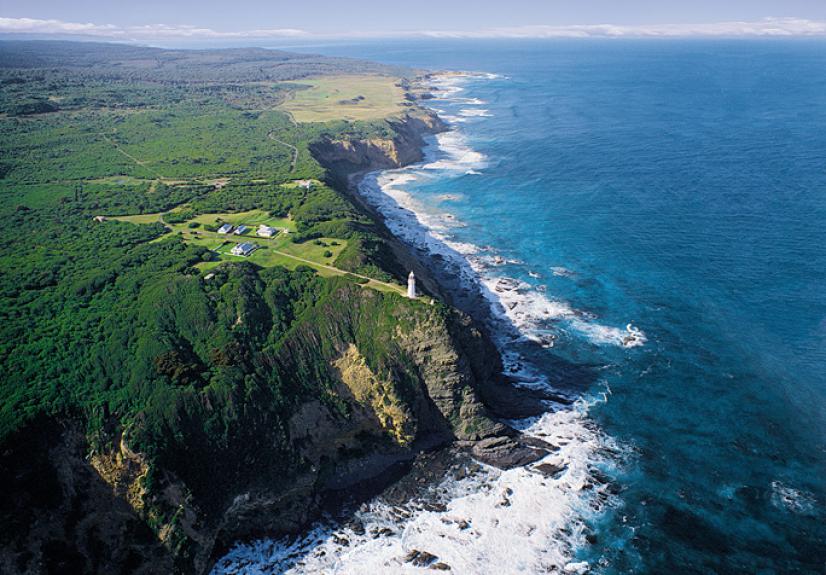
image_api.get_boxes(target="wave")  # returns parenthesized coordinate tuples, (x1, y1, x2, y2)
(459, 108, 492, 117)
(213, 395, 627, 575)
(421, 130, 487, 171)
(771, 481, 818, 515)
(457, 97, 488, 105)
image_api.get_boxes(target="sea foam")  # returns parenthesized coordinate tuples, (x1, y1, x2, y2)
(212, 397, 625, 575)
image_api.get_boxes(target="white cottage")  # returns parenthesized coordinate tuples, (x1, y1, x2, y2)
(231, 242, 256, 256)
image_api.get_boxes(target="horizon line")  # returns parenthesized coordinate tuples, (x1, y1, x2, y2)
(1, 16, 826, 44)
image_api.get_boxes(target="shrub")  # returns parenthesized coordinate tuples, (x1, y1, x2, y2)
(10, 99, 59, 116)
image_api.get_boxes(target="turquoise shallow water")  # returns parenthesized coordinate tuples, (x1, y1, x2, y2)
(279, 40, 826, 572)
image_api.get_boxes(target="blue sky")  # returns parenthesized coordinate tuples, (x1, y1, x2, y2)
(2, 0, 826, 42)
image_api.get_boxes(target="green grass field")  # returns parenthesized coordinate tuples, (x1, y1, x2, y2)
(114, 208, 381, 282)
(119, 207, 408, 293)
(192, 232, 351, 277)
(279, 75, 406, 122)
(185, 208, 297, 232)
(112, 212, 165, 225)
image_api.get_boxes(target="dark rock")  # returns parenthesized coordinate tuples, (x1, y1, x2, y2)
(534, 463, 566, 478)
(404, 550, 439, 567)
(478, 381, 573, 419)
(332, 534, 350, 547)
(454, 462, 482, 480)
(590, 469, 610, 485)
(347, 521, 365, 536)
(372, 527, 395, 538)
(472, 436, 548, 469)
(521, 436, 559, 452)
(431, 562, 452, 570)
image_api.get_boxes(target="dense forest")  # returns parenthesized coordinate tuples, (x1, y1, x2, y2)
(0, 40, 409, 82)
(0, 41, 499, 574)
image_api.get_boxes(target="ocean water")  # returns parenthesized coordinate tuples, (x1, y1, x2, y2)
(215, 40, 826, 574)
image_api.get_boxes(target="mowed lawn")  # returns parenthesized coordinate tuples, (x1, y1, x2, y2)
(279, 75, 406, 122)
(196, 237, 347, 277)
(113, 207, 409, 295)
(114, 208, 350, 274)
(184, 209, 297, 232)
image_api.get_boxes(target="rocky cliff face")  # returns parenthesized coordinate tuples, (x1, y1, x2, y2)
(0, 276, 506, 575)
(0, 419, 174, 575)
(310, 110, 447, 178)
(206, 284, 505, 567)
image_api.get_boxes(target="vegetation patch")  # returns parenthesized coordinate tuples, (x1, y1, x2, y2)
(280, 75, 408, 122)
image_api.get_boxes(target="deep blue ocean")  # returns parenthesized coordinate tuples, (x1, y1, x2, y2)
(263, 40, 826, 573)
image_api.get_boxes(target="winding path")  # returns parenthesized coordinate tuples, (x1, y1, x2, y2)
(99, 132, 166, 180)
(267, 131, 298, 172)
(268, 247, 404, 294)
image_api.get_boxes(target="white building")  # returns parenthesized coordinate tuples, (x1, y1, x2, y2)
(296, 179, 313, 191)
(257, 225, 277, 238)
(231, 242, 256, 256)
(407, 271, 417, 299)
(217, 223, 234, 234)
(234, 224, 249, 235)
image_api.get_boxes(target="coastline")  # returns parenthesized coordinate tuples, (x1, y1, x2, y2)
(213, 72, 627, 574)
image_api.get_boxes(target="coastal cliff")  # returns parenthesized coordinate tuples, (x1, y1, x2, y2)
(311, 109, 447, 177)
(311, 109, 459, 301)
(0, 274, 505, 575)
(0, 109, 509, 575)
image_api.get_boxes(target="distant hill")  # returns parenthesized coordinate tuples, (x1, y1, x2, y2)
(0, 39, 411, 82)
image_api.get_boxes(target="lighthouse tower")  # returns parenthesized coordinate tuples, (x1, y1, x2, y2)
(407, 271, 417, 299)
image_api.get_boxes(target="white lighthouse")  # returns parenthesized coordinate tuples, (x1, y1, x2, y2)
(407, 271, 417, 299)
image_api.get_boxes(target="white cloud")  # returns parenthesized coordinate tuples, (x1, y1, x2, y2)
(0, 17, 308, 40)
(1, 16, 825, 42)
(418, 18, 826, 39)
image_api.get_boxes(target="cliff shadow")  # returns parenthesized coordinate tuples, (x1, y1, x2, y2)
(0, 416, 173, 575)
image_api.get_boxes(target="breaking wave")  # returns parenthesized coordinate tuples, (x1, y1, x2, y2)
(212, 396, 627, 575)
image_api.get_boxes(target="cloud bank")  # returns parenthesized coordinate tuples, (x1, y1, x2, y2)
(0, 17, 308, 40)
(422, 18, 826, 39)
(1, 16, 826, 42)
